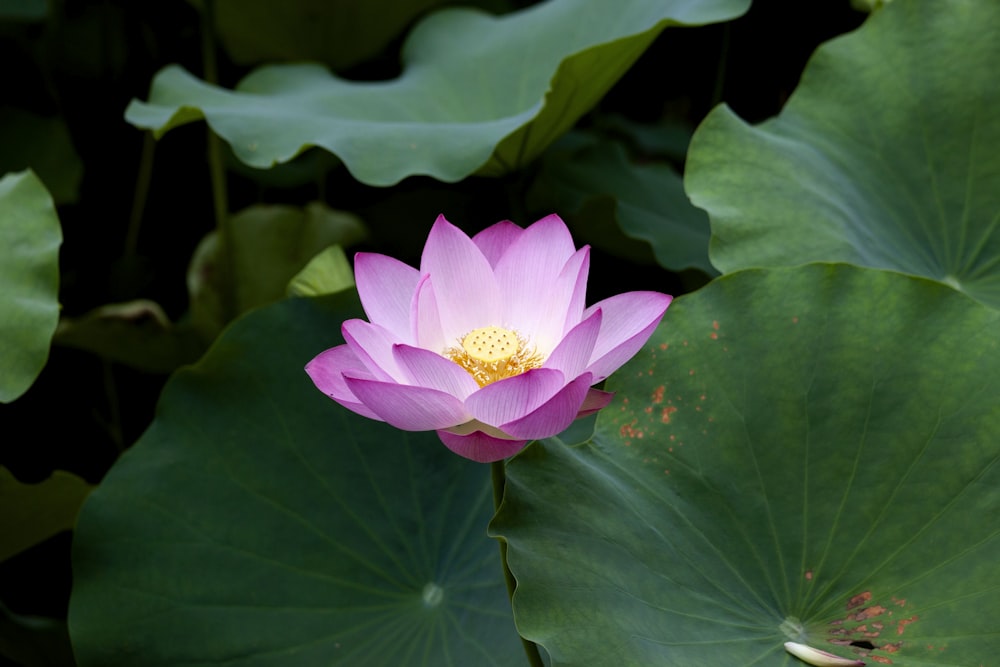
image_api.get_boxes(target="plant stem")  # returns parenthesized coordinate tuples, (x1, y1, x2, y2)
(491, 460, 545, 667)
(200, 0, 236, 322)
(124, 132, 156, 258)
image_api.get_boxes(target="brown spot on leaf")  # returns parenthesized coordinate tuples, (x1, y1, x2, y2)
(661, 406, 677, 423)
(652, 385, 665, 403)
(896, 616, 918, 636)
(847, 592, 872, 609)
(849, 605, 887, 621)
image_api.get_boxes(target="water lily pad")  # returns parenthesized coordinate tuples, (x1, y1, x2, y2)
(492, 264, 1000, 666)
(685, 0, 1000, 308)
(69, 293, 525, 666)
(127, 0, 750, 186)
(0, 170, 61, 403)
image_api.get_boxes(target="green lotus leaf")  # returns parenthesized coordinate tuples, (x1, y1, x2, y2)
(69, 293, 525, 666)
(0, 170, 61, 403)
(492, 264, 1000, 666)
(531, 136, 714, 273)
(0, 467, 94, 563)
(0, 0, 46, 21)
(0, 109, 83, 204)
(685, 0, 1000, 308)
(213, 0, 449, 71)
(126, 0, 750, 186)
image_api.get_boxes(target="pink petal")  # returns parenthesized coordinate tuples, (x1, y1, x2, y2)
(495, 215, 578, 351)
(411, 274, 446, 353)
(419, 215, 500, 341)
(392, 343, 479, 400)
(436, 429, 529, 463)
(342, 319, 406, 382)
(585, 292, 672, 382)
(544, 309, 601, 379)
(344, 375, 470, 430)
(500, 373, 594, 439)
(576, 388, 615, 417)
(472, 220, 523, 268)
(558, 246, 590, 332)
(354, 252, 419, 339)
(465, 368, 565, 428)
(304, 346, 382, 421)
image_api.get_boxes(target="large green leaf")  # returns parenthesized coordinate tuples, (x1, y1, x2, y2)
(0, 108, 83, 204)
(0, 170, 61, 403)
(530, 135, 714, 274)
(685, 0, 1000, 308)
(492, 264, 1000, 666)
(69, 293, 524, 666)
(126, 0, 750, 186)
(213, 0, 449, 70)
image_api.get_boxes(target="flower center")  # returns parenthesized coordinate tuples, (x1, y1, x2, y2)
(445, 326, 543, 387)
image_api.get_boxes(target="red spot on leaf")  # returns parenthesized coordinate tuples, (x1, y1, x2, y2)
(712, 320, 719, 330)
(805, 570, 813, 580)
(652, 385, 665, 403)
(661, 406, 677, 423)
(710, 332, 718, 340)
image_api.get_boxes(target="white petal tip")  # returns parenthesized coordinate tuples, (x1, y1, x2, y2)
(784, 642, 865, 666)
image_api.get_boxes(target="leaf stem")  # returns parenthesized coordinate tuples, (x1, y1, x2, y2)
(200, 0, 235, 322)
(491, 460, 545, 667)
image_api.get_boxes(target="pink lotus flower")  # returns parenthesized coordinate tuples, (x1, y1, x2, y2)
(306, 214, 671, 463)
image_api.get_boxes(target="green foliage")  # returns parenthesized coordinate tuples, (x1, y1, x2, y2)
(0, 170, 61, 403)
(531, 135, 714, 274)
(494, 264, 1000, 666)
(0, 109, 82, 205)
(0, 467, 93, 563)
(69, 294, 525, 667)
(2, 0, 996, 665)
(126, 0, 750, 185)
(686, 0, 1000, 308)
(212, 0, 450, 70)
